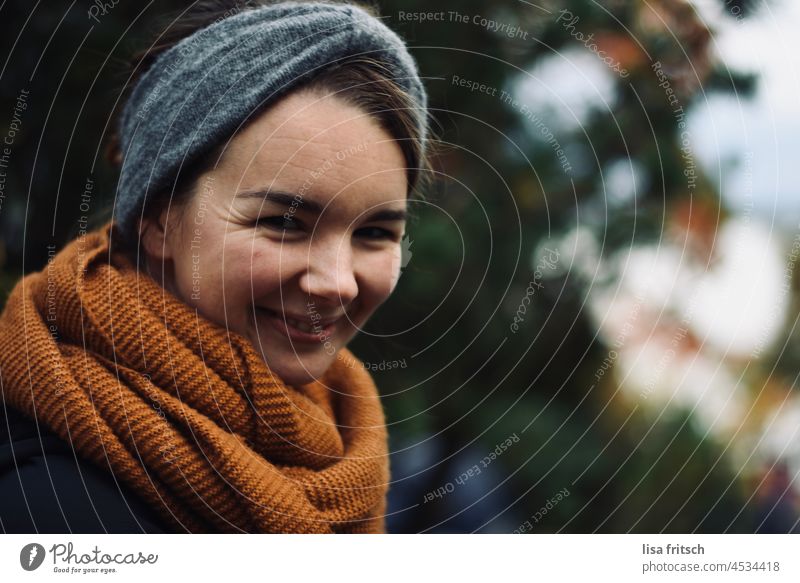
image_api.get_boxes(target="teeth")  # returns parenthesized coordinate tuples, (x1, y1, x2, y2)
(286, 317, 314, 333)
(261, 308, 336, 335)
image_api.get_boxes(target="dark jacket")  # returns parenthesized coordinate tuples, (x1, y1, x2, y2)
(0, 405, 170, 533)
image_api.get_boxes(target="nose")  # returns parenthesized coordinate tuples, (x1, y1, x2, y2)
(298, 236, 359, 305)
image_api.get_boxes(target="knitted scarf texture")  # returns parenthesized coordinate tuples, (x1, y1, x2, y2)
(0, 223, 390, 533)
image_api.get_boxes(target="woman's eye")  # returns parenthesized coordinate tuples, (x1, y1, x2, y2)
(355, 226, 397, 240)
(257, 215, 302, 232)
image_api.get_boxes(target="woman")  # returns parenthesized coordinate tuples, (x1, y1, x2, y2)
(0, 0, 429, 533)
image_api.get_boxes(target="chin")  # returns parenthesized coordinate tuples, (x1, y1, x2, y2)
(279, 368, 324, 387)
(269, 357, 333, 387)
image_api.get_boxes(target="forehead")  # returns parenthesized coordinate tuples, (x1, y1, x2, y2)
(224, 90, 408, 208)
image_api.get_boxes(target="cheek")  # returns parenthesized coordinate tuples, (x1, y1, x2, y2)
(175, 232, 226, 309)
(243, 241, 305, 298)
(163, 226, 196, 294)
(170, 226, 238, 303)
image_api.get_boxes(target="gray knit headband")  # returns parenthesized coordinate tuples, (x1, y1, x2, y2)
(115, 1, 428, 239)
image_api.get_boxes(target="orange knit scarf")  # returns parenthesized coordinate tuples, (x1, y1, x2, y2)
(0, 223, 390, 533)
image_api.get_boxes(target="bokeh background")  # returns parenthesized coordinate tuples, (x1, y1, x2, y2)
(2, 0, 799, 533)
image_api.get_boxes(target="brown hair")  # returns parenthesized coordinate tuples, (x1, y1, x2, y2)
(106, 0, 431, 260)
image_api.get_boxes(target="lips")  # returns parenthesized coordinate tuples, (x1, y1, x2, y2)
(256, 307, 342, 343)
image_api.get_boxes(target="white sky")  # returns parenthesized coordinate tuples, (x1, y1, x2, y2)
(689, 0, 800, 228)
(516, 0, 800, 229)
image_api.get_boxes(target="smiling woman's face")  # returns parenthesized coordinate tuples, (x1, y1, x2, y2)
(142, 89, 409, 386)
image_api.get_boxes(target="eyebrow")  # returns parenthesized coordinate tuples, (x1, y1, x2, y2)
(236, 188, 407, 222)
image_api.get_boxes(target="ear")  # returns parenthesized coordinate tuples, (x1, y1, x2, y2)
(140, 207, 174, 262)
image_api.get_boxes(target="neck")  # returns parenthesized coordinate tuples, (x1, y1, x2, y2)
(143, 253, 178, 298)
